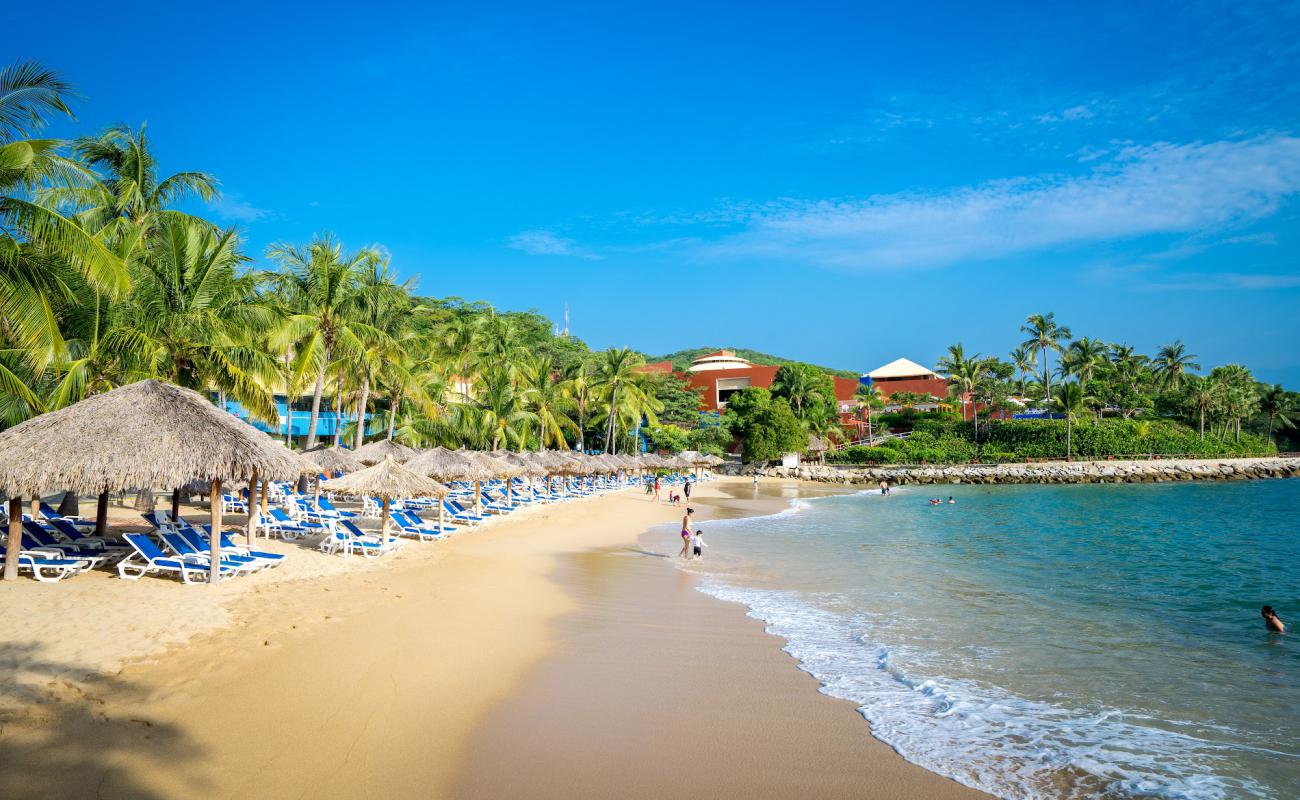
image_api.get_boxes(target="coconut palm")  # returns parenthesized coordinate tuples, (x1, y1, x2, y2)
(1258, 384, 1296, 444)
(594, 347, 645, 453)
(1052, 381, 1089, 461)
(58, 124, 219, 260)
(473, 364, 536, 450)
(1009, 344, 1037, 397)
(1152, 340, 1199, 392)
(1020, 312, 1071, 401)
(520, 354, 577, 450)
(267, 232, 382, 448)
(113, 218, 279, 420)
(937, 343, 980, 425)
(1, 61, 127, 359)
(562, 360, 595, 452)
(770, 364, 828, 421)
(349, 252, 408, 449)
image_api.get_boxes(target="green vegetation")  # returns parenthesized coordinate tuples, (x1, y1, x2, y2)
(830, 312, 1296, 464)
(654, 347, 858, 379)
(0, 61, 667, 455)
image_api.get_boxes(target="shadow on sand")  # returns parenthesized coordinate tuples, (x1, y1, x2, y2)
(0, 641, 207, 799)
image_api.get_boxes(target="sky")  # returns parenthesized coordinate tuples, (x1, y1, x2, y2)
(13, 0, 1300, 383)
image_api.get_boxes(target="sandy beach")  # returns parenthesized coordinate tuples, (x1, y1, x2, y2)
(0, 478, 986, 799)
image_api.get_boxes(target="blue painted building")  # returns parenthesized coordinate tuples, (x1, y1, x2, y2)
(220, 396, 375, 445)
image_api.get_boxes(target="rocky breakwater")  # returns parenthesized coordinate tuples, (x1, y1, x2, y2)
(745, 457, 1300, 486)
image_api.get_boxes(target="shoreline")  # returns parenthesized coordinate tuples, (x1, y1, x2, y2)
(453, 478, 991, 799)
(755, 455, 1300, 486)
(2, 477, 986, 799)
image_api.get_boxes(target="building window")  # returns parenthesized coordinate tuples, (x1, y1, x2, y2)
(715, 377, 752, 407)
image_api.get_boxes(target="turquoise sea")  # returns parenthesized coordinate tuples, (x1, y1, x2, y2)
(685, 480, 1300, 799)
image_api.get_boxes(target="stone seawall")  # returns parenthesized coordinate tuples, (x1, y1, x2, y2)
(734, 457, 1300, 486)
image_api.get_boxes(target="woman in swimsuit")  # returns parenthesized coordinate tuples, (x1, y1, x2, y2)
(679, 508, 694, 558)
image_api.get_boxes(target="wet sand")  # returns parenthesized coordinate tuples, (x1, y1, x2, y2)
(454, 483, 990, 799)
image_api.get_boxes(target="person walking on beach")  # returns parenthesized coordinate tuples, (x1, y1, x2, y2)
(679, 508, 695, 558)
(880, 479, 890, 496)
(683, 477, 693, 502)
(753, 473, 759, 489)
(690, 529, 707, 560)
(653, 475, 661, 503)
(1263, 606, 1286, 633)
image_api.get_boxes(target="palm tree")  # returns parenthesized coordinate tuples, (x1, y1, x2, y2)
(473, 364, 535, 450)
(1009, 345, 1037, 397)
(65, 124, 219, 244)
(594, 347, 645, 454)
(562, 360, 595, 452)
(1, 61, 128, 359)
(349, 252, 407, 449)
(770, 365, 828, 420)
(520, 354, 577, 449)
(1062, 337, 1109, 385)
(1185, 375, 1217, 441)
(114, 218, 279, 420)
(1153, 340, 1200, 392)
(855, 383, 886, 442)
(1052, 382, 1088, 461)
(937, 344, 979, 425)
(268, 233, 381, 448)
(1020, 312, 1071, 401)
(1258, 384, 1295, 444)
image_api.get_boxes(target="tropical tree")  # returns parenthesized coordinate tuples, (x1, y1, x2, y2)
(562, 360, 595, 452)
(1257, 384, 1296, 444)
(937, 343, 979, 425)
(1185, 375, 1218, 441)
(268, 233, 381, 448)
(519, 353, 577, 449)
(349, 252, 408, 448)
(1020, 312, 1071, 401)
(1052, 381, 1089, 461)
(112, 218, 279, 419)
(1, 61, 127, 362)
(1153, 340, 1200, 392)
(770, 363, 831, 421)
(1009, 344, 1037, 398)
(594, 347, 645, 454)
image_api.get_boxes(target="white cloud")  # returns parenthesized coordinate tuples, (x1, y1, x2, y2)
(695, 135, 1300, 271)
(507, 229, 602, 260)
(213, 193, 273, 223)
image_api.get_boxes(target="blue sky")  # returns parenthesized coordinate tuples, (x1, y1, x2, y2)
(14, 0, 1300, 383)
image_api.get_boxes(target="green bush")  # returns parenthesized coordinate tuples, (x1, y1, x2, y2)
(826, 418, 1276, 464)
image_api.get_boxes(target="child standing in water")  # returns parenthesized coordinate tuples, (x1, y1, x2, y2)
(690, 529, 707, 560)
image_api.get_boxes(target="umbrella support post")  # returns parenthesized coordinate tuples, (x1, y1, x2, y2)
(209, 479, 223, 585)
(3, 497, 21, 581)
(96, 490, 109, 538)
(246, 470, 259, 548)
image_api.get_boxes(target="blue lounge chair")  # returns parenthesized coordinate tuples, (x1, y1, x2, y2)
(195, 527, 286, 568)
(117, 533, 231, 583)
(0, 546, 87, 582)
(159, 532, 259, 576)
(48, 519, 128, 552)
(442, 499, 485, 524)
(266, 507, 326, 540)
(389, 510, 446, 542)
(21, 522, 111, 568)
(39, 502, 95, 530)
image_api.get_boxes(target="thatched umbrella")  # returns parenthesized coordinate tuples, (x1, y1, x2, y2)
(303, 445, 363, 475)
(0, 379, 305, 583)
(320, 456, 448, 548)
(462, 451, 525, 507)
(402, 447, 486, 532)
(353, 439, 418, 466)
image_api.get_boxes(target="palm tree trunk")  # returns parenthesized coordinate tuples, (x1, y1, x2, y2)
(605, 384, 619, 454)
(387, 392, 400, 441)
(1199, 407, 1205, 440)
(3, 498, 21, 581)
(1066, 418, 1072, 461)
(305, 363, 327, 449)
(332, 376, 343, 448)
(1041, 344, 1051, 401)
(354, 376, 370, 450)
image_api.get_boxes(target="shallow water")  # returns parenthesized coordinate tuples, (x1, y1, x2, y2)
(684, 480, 1300, 799)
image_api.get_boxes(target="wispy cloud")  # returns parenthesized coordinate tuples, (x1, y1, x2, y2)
(213, 193, 274, 223)
(1085, 261, 1300, 292)
(507, 229, 602, 260)
(694, 135, 1300, 270)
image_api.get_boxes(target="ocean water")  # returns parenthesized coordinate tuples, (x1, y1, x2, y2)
(684, 480, 1300, 799)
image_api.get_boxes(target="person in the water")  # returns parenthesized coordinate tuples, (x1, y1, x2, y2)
(947, 496, 956, 504)
(1262, 606, 1286, 633)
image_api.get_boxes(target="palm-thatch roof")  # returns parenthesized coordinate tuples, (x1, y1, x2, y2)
(353, 438, 418, 465)
(303, 445, 364, 473)
(320, 455, 449, 500)
(807, 435, 829, 453)
(461, 450, 524, 478)
(0, 379, 308, 497)
(405, 447, 493, 482)
(501, 452, 547, 476)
